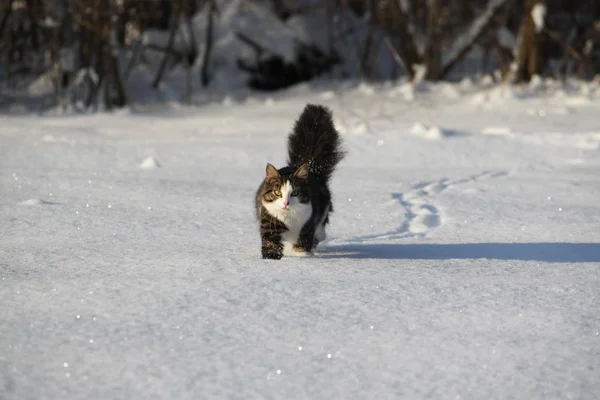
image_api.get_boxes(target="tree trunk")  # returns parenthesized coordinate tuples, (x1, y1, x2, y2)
(0, 0, 14, 38)
(514, 0, 545, 83)
(424, 0, 443, 81)
(200, 0, 215, 87)
(374, 0, 422, 79)
(360, 0, 376, 77)
(106, 51, 126, 108)
(105, 0, 126, 108)
(182, 0, 197, 102)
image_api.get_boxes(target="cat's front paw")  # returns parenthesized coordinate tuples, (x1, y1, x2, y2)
(262, 250, 283, 260)
(291, 246, 312, 257)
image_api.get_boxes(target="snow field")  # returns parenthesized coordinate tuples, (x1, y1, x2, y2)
(1, 79, 600, 399)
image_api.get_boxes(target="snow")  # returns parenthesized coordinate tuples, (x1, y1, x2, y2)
(496, 26, 517, 50)
(18, 198, 57, 206)
(410, 122, 463, 140)
(1, 80, 600, 399)
(136, 0, 303, 95)
(39, 16, 59, 28)
(139, 156, 161, 170)
(531, 3, 547, 33)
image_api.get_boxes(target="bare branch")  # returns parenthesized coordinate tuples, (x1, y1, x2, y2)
(383, 35, 408, 75)
(441, 0, 513, 79)
(152, 1, 180, 89)
(0, 0, 14, 38)
(236, 31, 265, 56)
(375, 0, 422, 78)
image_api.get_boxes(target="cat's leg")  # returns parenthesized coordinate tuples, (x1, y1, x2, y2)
(294, 220, 316, 255)
(261, 232, 283, 259)
(313, 207, 330, 249)
(260, 216, 286, 260)
(314, 217, 328, 248)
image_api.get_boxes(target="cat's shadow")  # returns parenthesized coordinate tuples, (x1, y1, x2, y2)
(320, 242, 600, 263)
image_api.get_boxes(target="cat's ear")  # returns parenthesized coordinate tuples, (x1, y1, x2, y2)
(265, 163, 280, 180)
(293, 163, 309, 180)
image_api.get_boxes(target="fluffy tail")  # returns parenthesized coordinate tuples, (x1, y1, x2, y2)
(287, 104, 345, 183)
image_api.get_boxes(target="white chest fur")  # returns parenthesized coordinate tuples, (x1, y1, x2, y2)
(262, 181, 312, 256)
(279, 205, 312, 256)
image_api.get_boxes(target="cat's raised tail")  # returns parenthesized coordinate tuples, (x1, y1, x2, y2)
(287, 104, 345, 184)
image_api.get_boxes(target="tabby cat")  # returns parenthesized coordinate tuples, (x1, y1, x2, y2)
(255, 104, 345, 259)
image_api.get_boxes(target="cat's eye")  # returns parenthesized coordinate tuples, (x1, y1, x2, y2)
(291, 190, 299, 196)
(274, 190, 281, 196)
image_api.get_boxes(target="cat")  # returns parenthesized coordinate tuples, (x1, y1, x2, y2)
(255, 104, 345, 260)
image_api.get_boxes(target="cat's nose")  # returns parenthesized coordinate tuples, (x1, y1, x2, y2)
(282, 201, 289, 208)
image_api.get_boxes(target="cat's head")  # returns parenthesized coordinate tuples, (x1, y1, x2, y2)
(261, 163, 310, 214)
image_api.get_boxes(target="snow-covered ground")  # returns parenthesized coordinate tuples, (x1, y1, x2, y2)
(1, 79, 600, 399)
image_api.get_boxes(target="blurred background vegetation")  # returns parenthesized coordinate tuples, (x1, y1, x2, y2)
(0, 0, 598, 111)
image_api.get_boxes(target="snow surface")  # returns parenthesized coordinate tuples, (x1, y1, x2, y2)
(139, 156, 162, 170)
(531, 4, 547, 33)
(1, 79, 600, 399)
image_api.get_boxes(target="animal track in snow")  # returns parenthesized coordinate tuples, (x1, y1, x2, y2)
(347, 170, 507, 243)
(19, 199, 59, 206)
